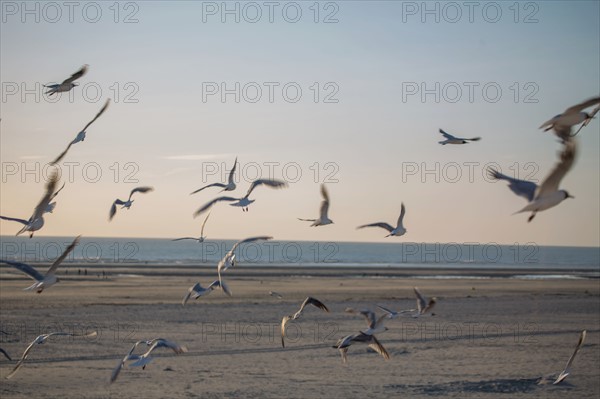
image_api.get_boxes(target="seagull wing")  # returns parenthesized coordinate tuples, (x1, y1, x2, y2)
(31, 171, 59, 224)
(128, 186, 154, 201)
(536, 139, 577, 198)
(49, 182, 66, 202)
(5, 336, 43, 379)
(182, 283, 202, 306)
(145, 338, 188, 355)
(563, 96, 600, 115)
(172, 237, 198, 241)
(80, 99, 110, 132)
(228, 157, 238, 185)
(397, 203, 406, 229)
(229, 236, 274, 254)
(200, 212, 211, 237)
(488, 167, 537, 202)
(0, 216, 30, 225)
(357, 222, 394, 232)
(109, 199, 126, 221)
(364, 335, 390, 360)
(439, 129, 456, 140)
(554, 330, 587, 384)
(46, 235, 80, 275)
(62, 64, 88, 85)
(319, 184, 330, 219)
(190, 183, 227, 195)
(464, 137, 481, 141)
(50, 142, 74, 165)
(376, 305, 397, 317)
(295, 296, 329, 317)
(0, 260, 44, 282)
(245, 178, 288, 198)
(414, 287, 427, 313)
(193, 196, 238, 217)
(281, 315, 291, 347)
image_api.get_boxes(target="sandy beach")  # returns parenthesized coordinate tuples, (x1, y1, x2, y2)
(0, 264, 598, 398)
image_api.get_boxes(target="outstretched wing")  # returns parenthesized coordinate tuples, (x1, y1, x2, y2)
(357, 222, 394, 232)
(554, 330, 587, 384)
(50, 142, 74, 165)
(31, 171, 59, 224)
(62, 64, 88, 85)
(229, 236, 273, 253)
(563, 96, 600, 115)
(487, 168, 537, 202)
(46, 236, 80, 275)
(80, 98, 110, 132)
(414, 287, 427, 313)
(109, 199, 125, 221)
(536, 139, 577, 198)
(319, 184, 330, 219)
(0, 260, 44, 281)
(193, 196, 237, 217)
(245, 178, 288, 197)
(200, 212, 211, 236)
(397, 203, 406, 229)
(439, 129, 456, 140)
(297, 296, 330, 315)
(228, 157, 238, 184)
(190, 182, 227, 195)
(128, 186, 154, 200)
(0, 216, 30, 225)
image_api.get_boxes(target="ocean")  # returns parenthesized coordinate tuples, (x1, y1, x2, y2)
(0, 236, 598, 273)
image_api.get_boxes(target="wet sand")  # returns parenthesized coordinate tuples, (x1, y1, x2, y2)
(0, 265, 598, 398)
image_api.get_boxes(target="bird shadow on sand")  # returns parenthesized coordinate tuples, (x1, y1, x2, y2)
(386, 378, 575, 395)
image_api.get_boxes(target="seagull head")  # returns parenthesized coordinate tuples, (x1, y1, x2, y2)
(562, 190, 574, 199)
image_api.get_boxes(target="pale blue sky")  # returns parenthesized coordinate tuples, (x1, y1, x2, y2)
(1, 1, 599, 246)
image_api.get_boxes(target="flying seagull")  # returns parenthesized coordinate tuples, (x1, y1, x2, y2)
(376, 304, 415, 319)
(553, 330, 587, 385)
(281, 297, 329, 347)
(0, 170, 59, 238)
(172, 212, 211, 243)
(269, 291, 283, 299)
(181, 279, 231, 306)
(110, 338, 187, 383)
(50, 99, 111, 165)
(540, 97, 600, 141)
(298, 184, 333, 226)
(217, 236, 273, 287)
(438, 129, 481, 145)
(191, 157, 238, 194)
(344, 308, 389, 335)
(6, 331, 97, 379)
(357, 203, 407, 237)
(194, 178, 288, 215)
(488, 139, 577, 222)
(413, 286, 437, 316)
(333, 332, 390, 364)
(109, 186, 154, 221)
(0, 236, 80, 293)
(44, 65, 88, 96)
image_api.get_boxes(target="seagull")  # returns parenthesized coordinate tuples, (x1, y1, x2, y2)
(0, 170, 59, 238)
(357, 203, 407, 237)
(344, 308, 389, 335)
(438, 129, 481, 145)
(540, 97, 600, 141)
(281, 297, 329, 347)
(191, 157, 237, 194)
(376, 305, 415, 319)
(0, 348, 11, 361)
(50, 99, 110, 165)
(217, 236, 273, 287)
(0, 236, 80, 293)
(44, 65, 88, 96)
(553, 330, 587, 385)
(110, 338, 187, 383)
(298, 184, 333, 226)
(269, 291, 283, 299)
(194, 178, 287, 215)
(172, 212, 211, 243)
(6, 331, 97, 379)
(488, 139, 577, 222)
(414, 286, 437, 316)
(109, 186, 154, 221)
(333, 332, 390, 364)
(182, 279, 231, 306)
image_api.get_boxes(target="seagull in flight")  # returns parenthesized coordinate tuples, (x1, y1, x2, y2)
(50, 99, 110, 165)
(333, 332, 390, 365)
(172, 212, 211, 243)
(298, 184, 333, 226)
(194, 178, 287, 215)
(552, 330, 587, 385)
(540, 96, 600, 141)
(109, 186, 154, 221)
(438, 129, 481, 145)
(376, 305, 415, 319)
(44, 65, 88, 96)
(344, 308, 389, 335)
(281, 297, 329, 347)
(191, 157, 238, 194)
(6, 331, 97, 379)
(182, 279, 231, 306)
(413, 286, 437, 316)
(488, 139, 577, 222)
(0, 236, 80, 293)
(110, 338, 187, 383)
(0, 170, 59, 238)
(217, 236, 273, 288)
(357, 203, 407, 237)
(269, 291, 283, 299)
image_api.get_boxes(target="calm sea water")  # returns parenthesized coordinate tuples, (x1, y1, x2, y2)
(0, 236, 598, 272)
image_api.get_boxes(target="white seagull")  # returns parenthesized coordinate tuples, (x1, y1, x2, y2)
(217, 236, 273, 287)
(540, 96, 600, 141)
(0, 236, 80, 293)
(44, 65, 88, 96)
(182, 279, 231, 306)
(438, 129, 481, 145)
(6, 331, 97, 379)
(281, 297, 329, 347)
(413, 286, 437, 316)
(298, 184, 333, 226)
(50, 99, 110, 165)
(191, 157, 238, 194)
(553, 330, 587, 385)
(344, 308, 389, 335)
(357, 203, 407, 237)
(488, 139, 577, 222)
(194, 178, 288, 215)
(110, 338, 187, 383)
(109, 186, 154, 221)
(0, 170, 59, 238)
(172, 212, 211, 243)
(333, 332, 390, 364)
(376, 305, 415, 319)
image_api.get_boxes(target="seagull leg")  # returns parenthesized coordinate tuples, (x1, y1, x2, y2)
(528, 212, 537, 223)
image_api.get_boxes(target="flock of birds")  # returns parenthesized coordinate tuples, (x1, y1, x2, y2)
(0, 65, 598, 387)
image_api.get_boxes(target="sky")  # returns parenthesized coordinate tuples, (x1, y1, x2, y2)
(0, 1, 599, 247)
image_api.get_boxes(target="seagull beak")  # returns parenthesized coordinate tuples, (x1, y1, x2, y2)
(568, 194, 575, 199)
